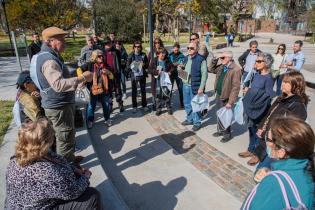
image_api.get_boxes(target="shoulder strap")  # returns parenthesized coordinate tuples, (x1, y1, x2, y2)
(242, 184, 260, 210)
(272, 171, 307, 208)
(269, 172, 291, 209)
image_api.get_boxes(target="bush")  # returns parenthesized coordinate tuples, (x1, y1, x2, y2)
(60, 52, 75, 63)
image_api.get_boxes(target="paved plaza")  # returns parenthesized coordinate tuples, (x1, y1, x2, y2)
(1, 33, 315, 209)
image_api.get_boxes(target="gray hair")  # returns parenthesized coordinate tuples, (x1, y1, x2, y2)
(86, 35, 93, 42)
(257, 52, 274, 69)
(220, 50, 233, 59)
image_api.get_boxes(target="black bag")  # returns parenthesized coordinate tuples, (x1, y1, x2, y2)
(74, 108, 84, 128)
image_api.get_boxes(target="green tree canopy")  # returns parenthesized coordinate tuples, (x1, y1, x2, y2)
(94, 0, 143, 42)
(6, 0, 90, 32)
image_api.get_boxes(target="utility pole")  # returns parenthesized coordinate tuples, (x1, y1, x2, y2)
(148, 0, 153, 60)
(189, 3, 192, 38)
(1, 0, 14, 55)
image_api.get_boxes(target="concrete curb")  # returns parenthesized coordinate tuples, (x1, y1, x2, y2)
(0, 120, 129, 210)
(75, 122, 129, 210)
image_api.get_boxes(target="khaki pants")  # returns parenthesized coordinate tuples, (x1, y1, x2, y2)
(45, 104, 75, 162)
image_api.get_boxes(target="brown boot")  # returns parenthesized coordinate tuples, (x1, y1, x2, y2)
(247, 155, 259, 166)
(74, 155, 84, 164)
(238, 151, 253, 158)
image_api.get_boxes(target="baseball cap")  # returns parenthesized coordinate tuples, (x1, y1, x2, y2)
(42, 27, 68, 40)
(16, 71, 33, 88)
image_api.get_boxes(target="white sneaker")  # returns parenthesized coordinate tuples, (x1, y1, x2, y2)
(105, 120, 112, 127)
(123, 93, 127, 99)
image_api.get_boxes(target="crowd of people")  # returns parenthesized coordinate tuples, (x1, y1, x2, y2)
(5, 25, 314, 210)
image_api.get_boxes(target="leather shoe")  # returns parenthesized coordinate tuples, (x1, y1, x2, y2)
(212, 131, 224, 137)
(220, 134, 232, 143)
(238, 151, 253, 158)
(247, 155, 259, 166)
(74, 155, 84, 164)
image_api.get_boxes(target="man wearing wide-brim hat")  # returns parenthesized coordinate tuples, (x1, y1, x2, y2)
(30, 26, 93, 164)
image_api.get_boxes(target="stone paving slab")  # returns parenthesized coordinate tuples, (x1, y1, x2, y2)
(145, 113, 255, 201)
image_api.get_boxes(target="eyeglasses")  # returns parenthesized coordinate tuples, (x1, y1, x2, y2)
(187, 47, 195, 50)
(134, 45, 141, 48)
(219, 57, 226, 60)
(256, 60, 265, 64)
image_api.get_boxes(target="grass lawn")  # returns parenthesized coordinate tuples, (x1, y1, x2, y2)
(0, 100, 14, 145)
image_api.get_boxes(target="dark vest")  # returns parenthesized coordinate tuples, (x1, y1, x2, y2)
(190, 54, 204, 95)
(36, 44, 75, 109)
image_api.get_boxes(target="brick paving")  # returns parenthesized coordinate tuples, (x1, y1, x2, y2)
(145, 113, 256, 202)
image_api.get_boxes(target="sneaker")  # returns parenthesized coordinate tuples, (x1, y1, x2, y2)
(167, 109, 173, 115)
(155, 110, 162, 116)
(119, 104, 125, 113)
(143, 106, 150, 112)
(201, 109, 208, 118)
(132, 108, 138, 114)
(105, 120, 112, 127)
(123, 93, 127, 99)
(220, 134, 232, 143)
(87, 121, 93, 129)
(212, 131, 224, 137)
(192, 125, 201, 131)
(181, 120, 193, 126)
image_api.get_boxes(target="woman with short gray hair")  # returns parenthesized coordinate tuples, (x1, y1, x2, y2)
(239, 52, 275, 166)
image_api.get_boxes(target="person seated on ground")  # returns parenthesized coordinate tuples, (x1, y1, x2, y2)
(5, 118, 101, 210)
(148, 47, 174, 116)
(15, 71, 44, 123)
(241, 117, 314, 210)
(248, 71, 308, 171)
(127, 40, 149, 113)
(77, 49, 113, 128)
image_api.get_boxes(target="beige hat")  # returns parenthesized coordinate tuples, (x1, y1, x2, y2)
(42, 27, 68, 40)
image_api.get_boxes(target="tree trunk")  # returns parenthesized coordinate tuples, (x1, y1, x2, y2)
(155, 13, 159, 34)
(143, 13, 146, 42)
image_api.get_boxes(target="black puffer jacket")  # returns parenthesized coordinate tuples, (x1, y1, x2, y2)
(258, 94, 307, 133)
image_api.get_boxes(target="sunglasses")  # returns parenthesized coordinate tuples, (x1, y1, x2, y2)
(154, 42, 161, 44)
(278, 47, 284, 50)
(219, 57, 226, 60)
(256, 60, 265, 64)
(97, 55, 103, 58)
(134, 45, 141, 48)
(190, 38, 197, 41)
(187, 47, 195, 50)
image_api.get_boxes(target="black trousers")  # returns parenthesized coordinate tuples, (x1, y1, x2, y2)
(132, 77, 147, 108)
(171, 75, 184, 107)
(110, 74, 123, 105)
(53, 187, 101, 210)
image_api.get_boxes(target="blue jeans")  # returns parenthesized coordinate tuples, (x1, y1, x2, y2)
(275, 74, 283, 96)
(257, 156, 272, 170)
(248, 125, 260, 153)
(87, 93, 111, 122)
(183, 84, 201, 127)
(242, 71, 250, 87)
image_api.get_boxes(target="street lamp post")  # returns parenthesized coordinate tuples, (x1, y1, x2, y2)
(189, 2, 192, 38)
(147, 0, 153, 61)
(1, 0, 14, 55)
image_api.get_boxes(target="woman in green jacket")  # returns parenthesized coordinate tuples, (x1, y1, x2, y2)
(242, 117, 314, 210)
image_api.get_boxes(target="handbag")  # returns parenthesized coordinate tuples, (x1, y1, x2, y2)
(271, 69, 280, 79)
(91, 64, 109, 95)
